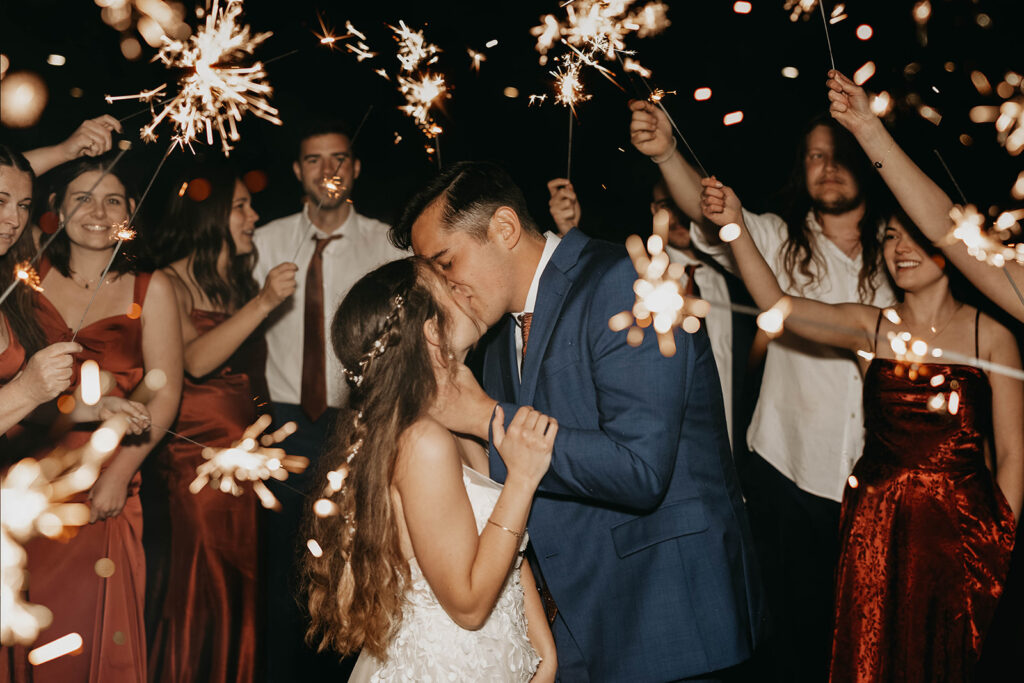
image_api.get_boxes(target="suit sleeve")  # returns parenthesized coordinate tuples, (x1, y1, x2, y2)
(489, 257, 696, 512)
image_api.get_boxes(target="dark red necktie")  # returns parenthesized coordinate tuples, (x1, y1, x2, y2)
(520, 312, 533, 359)
(301, 234, 342, 421)
(684, 263, 702, 298)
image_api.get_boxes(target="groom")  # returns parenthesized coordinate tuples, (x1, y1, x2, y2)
(392, 162, 765, 681)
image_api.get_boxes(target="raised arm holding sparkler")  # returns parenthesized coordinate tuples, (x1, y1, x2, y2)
(827, 69, 1024, 321)
(22, 116, 123, 176)
(629, 99, 706, 226)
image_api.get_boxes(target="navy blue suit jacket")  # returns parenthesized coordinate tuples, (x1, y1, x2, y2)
(484, 230, 765, 681)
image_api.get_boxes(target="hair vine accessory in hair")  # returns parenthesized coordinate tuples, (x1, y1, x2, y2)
(341, 294, 407, 388)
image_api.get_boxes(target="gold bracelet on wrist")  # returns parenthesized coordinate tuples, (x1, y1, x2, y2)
(487, 518, 523, 539)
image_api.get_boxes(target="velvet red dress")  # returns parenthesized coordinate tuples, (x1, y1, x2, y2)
(829, 358, 1016, 682)
(13, 265, 152, 683)
(147, 309, 266, 683)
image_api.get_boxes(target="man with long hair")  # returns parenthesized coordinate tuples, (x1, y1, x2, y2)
(253, 118, 404, 681)
(630, 100, 895, 681)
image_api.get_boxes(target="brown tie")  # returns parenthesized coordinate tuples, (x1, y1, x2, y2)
(683, 263, 702, 299)
(520, 312, 533, 358)
(301, 234, 342, 421)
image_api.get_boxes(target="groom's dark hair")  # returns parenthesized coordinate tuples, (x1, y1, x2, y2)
(390, 161, 541, 250)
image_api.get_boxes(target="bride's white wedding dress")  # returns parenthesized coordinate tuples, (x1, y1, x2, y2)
(348, 466, 541, 682)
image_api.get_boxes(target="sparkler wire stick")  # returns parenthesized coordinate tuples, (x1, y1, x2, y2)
(818, 0, 836, 71)
(70, 143, 175, 342)
(567, 109, 574, 180)
(932, 149, 1024, 310)
(611, 51, 710, 177)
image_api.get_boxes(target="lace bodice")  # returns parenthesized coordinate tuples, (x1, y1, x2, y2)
(351, 466, 540, 682)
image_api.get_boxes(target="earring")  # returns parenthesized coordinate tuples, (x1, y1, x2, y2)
(447, 352, 455, 360)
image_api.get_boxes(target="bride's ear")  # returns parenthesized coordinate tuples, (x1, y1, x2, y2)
(423, 316, 441, 348)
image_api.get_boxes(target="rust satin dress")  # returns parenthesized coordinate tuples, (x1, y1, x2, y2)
(148, 309, 266, 683)
(829, 359, 1016, 682)
(12, 265, 152, 683)
(0, 314, 26, 382)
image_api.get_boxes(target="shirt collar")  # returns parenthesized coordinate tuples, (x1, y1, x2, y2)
(515, 231, 561, 321)
(304, 202, 357, 240)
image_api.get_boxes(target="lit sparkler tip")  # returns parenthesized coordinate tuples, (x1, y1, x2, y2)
(121, 0, 281, 155)
(13, 261, 44, 293)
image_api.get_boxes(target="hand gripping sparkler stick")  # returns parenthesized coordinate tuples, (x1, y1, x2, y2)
(70, 142, 175, 342)
(613, 51, 710, 178)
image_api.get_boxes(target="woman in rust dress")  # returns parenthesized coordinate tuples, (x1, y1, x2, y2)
(0, 145, 77, 434)
(147, 163, 296, 683)
(15, 155, 183, 683)
(700, 169, 1021, 681)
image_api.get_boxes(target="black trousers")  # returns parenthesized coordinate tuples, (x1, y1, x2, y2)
(738, 451, 841, 683)
(262, 403, 354, 682)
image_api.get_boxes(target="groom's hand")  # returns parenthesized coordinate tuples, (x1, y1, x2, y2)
(431, 362, 497, 441)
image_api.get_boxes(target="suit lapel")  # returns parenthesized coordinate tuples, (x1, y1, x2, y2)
(519, 230, 590, 404)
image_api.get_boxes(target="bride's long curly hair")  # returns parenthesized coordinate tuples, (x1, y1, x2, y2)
(302, 257, 454, 660)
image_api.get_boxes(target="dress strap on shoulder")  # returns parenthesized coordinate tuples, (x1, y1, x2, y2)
(133, 270, 154, 308)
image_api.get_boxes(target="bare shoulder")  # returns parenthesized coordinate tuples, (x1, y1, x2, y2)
(395, 417, 461, 475)
(145, 268, 177, 303)
(979, 310, 1022, 366)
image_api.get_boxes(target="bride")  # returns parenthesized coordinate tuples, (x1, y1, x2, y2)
(302, 257, 558, 682)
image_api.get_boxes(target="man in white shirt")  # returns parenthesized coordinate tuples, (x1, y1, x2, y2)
(252, 119, 405, 682)
(630, 100, 895, 682)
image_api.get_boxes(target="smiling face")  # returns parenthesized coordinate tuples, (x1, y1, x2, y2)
(293, 133, 360, 209)
(411, 200, 516, 329)
(0, 165, 33, 256)
(58, 170, 133, 252)
(883, 215, 946, 292)
(803, 124, 862, 214)
(228, 179, 259, 255)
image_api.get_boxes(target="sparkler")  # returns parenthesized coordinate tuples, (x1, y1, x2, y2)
(968, 71, 1024, 156)
(1, 416, 129, 646)
(13, 261, 43, 293)
(107, 0, 281, 155)
(189, 414, 308, 511)
(608, 209, 710, 357)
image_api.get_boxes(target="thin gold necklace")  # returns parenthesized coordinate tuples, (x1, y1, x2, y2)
(900, 302, 963, 340)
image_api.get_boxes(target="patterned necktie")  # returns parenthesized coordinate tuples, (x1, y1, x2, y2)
(300, 234, 343, 421)
(520, 312, 533, 359)
(684, 263, 702, 299)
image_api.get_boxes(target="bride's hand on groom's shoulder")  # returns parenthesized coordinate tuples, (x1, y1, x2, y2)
(491, 405, 556, 489)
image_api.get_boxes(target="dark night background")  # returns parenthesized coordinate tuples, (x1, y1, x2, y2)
(1, 0, 1022, 246)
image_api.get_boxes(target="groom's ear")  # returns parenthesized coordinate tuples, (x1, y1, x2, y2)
(488, 206, 523, 251)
